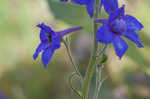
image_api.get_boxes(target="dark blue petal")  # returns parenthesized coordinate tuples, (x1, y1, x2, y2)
(102, 0, 118, 14)
(42, 47, 55, 67)
(71, 0, 87, 5)
(123, 14, 143, 32)
(122, 32, 144, 48)
(86, 0, 95, 18)
(71, 0, 94, 17)
(113, 36, 128, 59)
(37, 23, 55, 35)
(109, 5, 125, 23)
(96, 24, 115, 44)
(94, 18, 108, 24)
(52, 35, 61, 49)
(60, 0, 68, 2)
(40, 29, 48, 43)
(33, 43, 47, 60)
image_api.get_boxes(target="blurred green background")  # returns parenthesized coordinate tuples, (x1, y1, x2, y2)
(0, 0, 150, 99)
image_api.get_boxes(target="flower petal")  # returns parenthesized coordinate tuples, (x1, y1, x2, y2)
(37, 23, 55, 35)
(122, 32, 144, 48)
(52, 35, 61, 49)
(41, 36, 61, 67)
(71, 0, 94, 17)
(109, 5, 125, 23)
(94, 18, 108, 24)
(60, 0, 68, 2)
(102, 0, 118, 14)
(113, 36, 128, 59)
(40, 29, 48, 43)
(33, 43, 47, 60)
(86, 0, 95, 18)
(42, 47, 55, 68)
(123, 14, 143, 31)
(96, 24, 115, 44)
(71, 0, 87, 5)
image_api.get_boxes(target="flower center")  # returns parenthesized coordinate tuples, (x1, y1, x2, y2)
(110, 18, 126, 35)
(47, 34, 52, 43)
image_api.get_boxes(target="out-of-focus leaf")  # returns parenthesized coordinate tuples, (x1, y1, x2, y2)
(140, 33, 150, 46)
(47, 0, 92, 32)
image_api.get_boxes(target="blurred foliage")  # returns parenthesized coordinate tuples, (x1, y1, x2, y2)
(0, 0, 150, 99)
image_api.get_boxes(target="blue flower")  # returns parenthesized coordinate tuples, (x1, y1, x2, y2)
(60, 0, 95, 18)
(0, 93, 6, 99)
(33, 23, 82, 67)
(96, 5, 144, 59)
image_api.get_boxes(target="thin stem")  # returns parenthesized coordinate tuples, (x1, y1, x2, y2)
(94, 45, 107, 99)
(81, 0, 100, 99)
(69, 72, 83, 98)
(94, 65, 101, 99)
(97, 76, 108, 98)
(62, 39, 82, 77)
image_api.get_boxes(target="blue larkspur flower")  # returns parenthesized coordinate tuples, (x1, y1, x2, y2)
(96, 4, 143, 59)
(60, 0, 95, 18)
(33, 23, 82, 67)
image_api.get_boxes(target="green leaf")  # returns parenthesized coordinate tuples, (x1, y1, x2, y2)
(47, 0, 92, 32)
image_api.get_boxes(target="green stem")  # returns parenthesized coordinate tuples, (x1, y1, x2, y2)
(69, 72, 83, 98)
(94, 45, 107, 99)
(63, 39, 82, 77)
(81, 0, 100, 99)
(94, 65, 101, 99)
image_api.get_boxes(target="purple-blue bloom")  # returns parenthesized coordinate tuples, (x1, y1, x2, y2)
(0, 93, 6, 99)
(33, 23, 82, 67)
(60, 0, 95, 18)
(96, 4, 143, 59)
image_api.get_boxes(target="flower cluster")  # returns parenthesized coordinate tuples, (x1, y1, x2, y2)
(33, 0, 143, 67)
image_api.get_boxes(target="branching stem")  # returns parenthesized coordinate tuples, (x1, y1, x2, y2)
(63, 39, 82, 77)
(81, 0, 101, 99)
